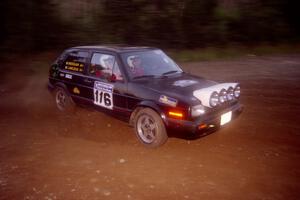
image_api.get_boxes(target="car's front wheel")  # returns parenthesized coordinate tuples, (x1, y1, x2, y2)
(134, 108, 168, 148)
(54, 87, 75, 112)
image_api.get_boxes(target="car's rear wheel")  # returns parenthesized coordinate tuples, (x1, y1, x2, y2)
(134, 108, 168, 148)
(54, 87, 75, 112)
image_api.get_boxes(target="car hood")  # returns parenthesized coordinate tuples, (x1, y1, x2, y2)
(138, 73, 217, 105)
(136, 72, 239, 108)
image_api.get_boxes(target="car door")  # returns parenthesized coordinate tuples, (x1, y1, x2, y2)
(83, 52, 130, 116)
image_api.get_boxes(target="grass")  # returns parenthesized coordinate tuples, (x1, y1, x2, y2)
(167, 44, 300, 62)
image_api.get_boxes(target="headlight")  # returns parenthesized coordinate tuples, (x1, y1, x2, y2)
(227, 87, 234, 100)
(191, 105, 206, 117)
(234, 85, 241, 98)
(209, 91, 219, 107)
(219, 89, 227, 103)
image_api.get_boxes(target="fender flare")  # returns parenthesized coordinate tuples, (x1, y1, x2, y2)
(54, 82, 68, 91)
(53, 82, 74, 98)
(129, 100, 168, 126)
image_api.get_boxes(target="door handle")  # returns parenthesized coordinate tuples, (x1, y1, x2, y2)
(84, 78, 92, 83)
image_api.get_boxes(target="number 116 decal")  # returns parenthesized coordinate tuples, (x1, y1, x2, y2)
(93, 81, 114, 109)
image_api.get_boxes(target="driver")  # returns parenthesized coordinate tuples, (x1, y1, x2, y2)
(129, 56, 144, 77)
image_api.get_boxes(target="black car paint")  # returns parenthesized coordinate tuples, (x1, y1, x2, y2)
(48, 46, 242, 134)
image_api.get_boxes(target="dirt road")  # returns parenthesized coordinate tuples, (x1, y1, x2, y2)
(0, 54, 300, 200)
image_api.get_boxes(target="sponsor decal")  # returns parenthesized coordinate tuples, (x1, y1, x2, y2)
(94, 82, 113, 93)
(65, 61, 84, 72)
(65, 61, 83, 67)
(93, 81, 114, 109)
(159, 95, 178, 107)
(173, 80, 198, 87)
(65, 74, 72, 79)
(73, 87, 80, 94)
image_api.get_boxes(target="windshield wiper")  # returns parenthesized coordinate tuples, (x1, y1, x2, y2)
(133, 75, 156, 80)
(162, 70, 180, 76)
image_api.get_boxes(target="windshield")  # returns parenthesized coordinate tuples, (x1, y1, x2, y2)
(121, 50, 183, 79)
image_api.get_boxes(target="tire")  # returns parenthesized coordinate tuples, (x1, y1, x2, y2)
(134, 108, 168, 148)
(54, 87, 75, 113)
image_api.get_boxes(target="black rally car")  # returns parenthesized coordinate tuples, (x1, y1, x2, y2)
(48, 46, 242, 147)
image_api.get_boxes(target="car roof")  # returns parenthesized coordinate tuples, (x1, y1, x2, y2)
(70, 45, 158, 53)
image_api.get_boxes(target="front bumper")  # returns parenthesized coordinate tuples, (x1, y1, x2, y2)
(165, 103, 243, 134)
